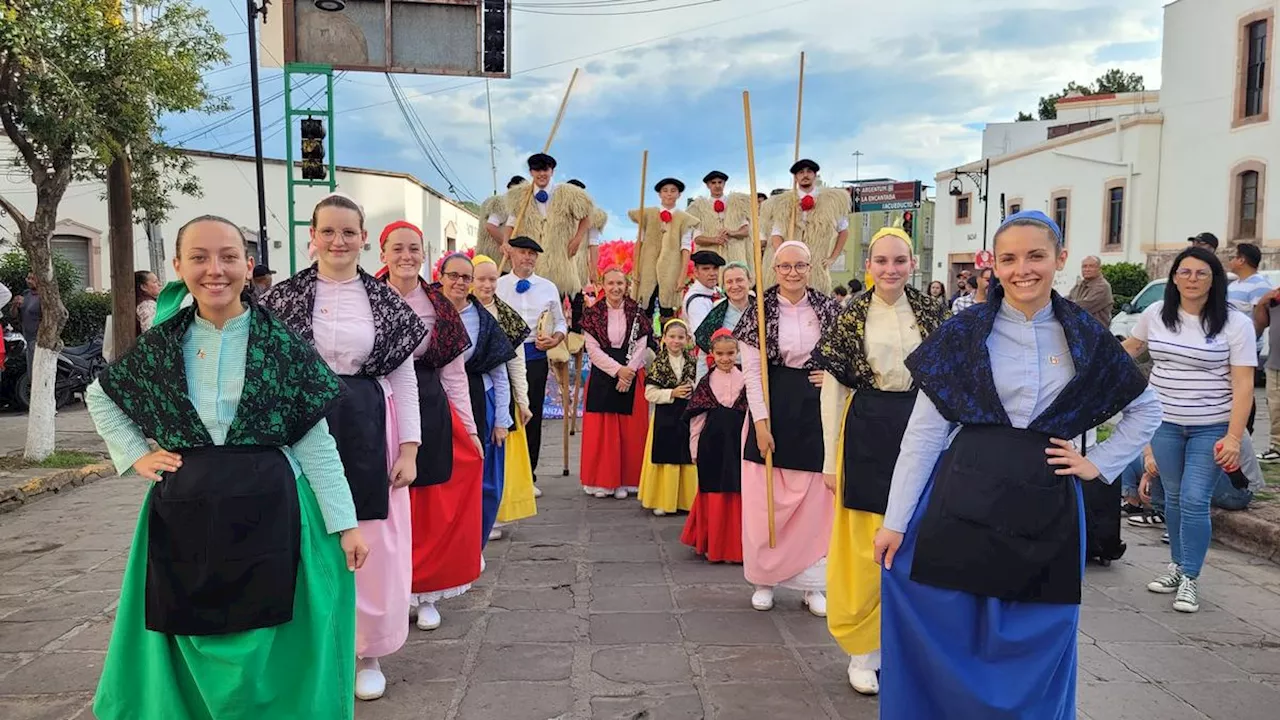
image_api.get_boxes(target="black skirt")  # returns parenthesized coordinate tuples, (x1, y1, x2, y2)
(841, 388, 917, 515)
(910, 424, 1082, 605)
(743, 365, 822, 473)
(467, 371, 490, 441)
(696, 405, 745, 493)
(328, 375, 390, 521)
(651, 397, 692, 464)
(585, 345, 637, 415)
(413, 360, 453, 487)
(146, 445, 300, 636)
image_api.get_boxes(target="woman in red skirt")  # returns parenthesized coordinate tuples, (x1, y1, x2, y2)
(580, 267, 651, 498)
(681, 329, 746, 563)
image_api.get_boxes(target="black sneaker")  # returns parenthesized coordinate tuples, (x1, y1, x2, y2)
(1258, 448, 1280, 463)
(1121, 502, 1145, 516)
(1127, 511, 1165, 527)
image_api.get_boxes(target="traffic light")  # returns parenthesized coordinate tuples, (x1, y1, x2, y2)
(482, 0, 507, 74)
(301, 118, 326, 181)
(902, 211, 914, 237)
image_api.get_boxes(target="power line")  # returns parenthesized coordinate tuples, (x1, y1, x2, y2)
(384, 74, 476, 203)
(515, 0, 721, 16)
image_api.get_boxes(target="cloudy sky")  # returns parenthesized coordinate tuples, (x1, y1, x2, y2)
(168, 0, 1166, 240)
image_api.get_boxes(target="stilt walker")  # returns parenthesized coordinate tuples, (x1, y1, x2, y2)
(630, 177, 699, 321)
(480, 175, 526, 262)
(687, 170, 753, 273)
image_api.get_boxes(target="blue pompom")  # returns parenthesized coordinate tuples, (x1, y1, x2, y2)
(516, 278, 532, 294)
(535, 190, 549, 204)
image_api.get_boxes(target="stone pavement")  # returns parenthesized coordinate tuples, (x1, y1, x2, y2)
(0, 421, 1278, 719)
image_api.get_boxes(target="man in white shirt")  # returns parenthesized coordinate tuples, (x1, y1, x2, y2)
(479, 175, 525, 263)
(766, 158, 850, 294)
(497, 236, 568, 486)
(684, 251, 724, 381)
(503, 153, 593, 297)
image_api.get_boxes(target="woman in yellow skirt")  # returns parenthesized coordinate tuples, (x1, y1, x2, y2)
(472, 255, 538, 537)
(810, 228, 949, 695)
(638, 319, 700, 516)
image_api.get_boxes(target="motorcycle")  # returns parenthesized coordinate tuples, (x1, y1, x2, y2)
(12, 335, 107, 410)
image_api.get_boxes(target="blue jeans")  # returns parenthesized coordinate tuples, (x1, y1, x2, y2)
(1120, 456, 1144, 499)
(1149, 421, 1228, 578)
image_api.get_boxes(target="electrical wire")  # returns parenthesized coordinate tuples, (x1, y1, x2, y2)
(384, 74, 476, 203)
(515, 0, 721, 16)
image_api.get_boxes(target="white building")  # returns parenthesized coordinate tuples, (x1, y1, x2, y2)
(932, 0, 1277, 293)
(0, 147, 479, 290)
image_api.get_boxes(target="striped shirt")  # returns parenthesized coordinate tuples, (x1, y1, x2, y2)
(1227, 273, 1272, 314)
(1132, 301, 1256, 426)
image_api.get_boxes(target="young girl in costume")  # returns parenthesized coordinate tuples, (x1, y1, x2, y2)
(873, 210, 1161, 719)
(262, 194, 424, 702)
(680, 329, 747, 563)
(638, 318, 699, 515)
(375, 223, 483, 634)
(88, 215, 369, 720)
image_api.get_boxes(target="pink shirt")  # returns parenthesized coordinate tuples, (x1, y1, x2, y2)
(585, 304, 648, 377)
(313, 273, 421, 445)
(689, 366, 745, 461)
(740, 292, 820, 421)
(400, 284, 476, 436)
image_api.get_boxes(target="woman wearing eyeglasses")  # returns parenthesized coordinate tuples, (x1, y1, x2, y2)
(262, 193, 425, 702)
(734, 240, 840, 616)
(1121, 247, 1255, 613)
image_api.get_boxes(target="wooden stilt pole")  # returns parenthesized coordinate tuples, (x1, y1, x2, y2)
(631, 151, 649, 302)
(742, 91, 777, 549)
(784, 52, 807, 248)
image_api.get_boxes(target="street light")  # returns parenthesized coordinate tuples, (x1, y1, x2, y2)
(314, 0, 346, 10)
(950, 159, 991, 250)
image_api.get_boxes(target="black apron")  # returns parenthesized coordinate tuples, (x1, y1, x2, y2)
(413, 360, 453, 487)
(841, 388, 917, 515)
(467, 371, 490, 441)
(743, 365, 822, 472)
(910, 425, 1082, 605)
(328, 374, 389, 521)
(651, 397, 692, 464)
(696, 405, 745, 493)
(145, 445, 300, 636)
(585, 345, 637, 415)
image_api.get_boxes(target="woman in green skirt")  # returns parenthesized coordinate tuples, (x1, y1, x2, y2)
(86, 215, 369, 720)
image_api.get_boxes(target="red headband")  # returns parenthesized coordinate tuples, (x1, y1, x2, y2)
(711, 328, 735, 342)
(379, 220, 423, 249)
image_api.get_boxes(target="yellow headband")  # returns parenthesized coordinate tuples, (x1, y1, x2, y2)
(867, 227, 914, 257)
(662, 318, 689, 333)
(471, 254, 496, 267)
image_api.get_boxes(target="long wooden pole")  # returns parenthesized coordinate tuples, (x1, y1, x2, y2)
(498, 68, 581, 274)
(784, 52, 806, 247)
(742, 91, 777, 549)
(631, 150, 649, 302)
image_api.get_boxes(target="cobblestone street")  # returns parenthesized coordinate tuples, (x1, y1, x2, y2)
(0, 420, 1278, 719)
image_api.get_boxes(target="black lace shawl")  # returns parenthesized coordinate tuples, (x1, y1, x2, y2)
(646, 349, 697, 389)
(373, 269, 471, 370)
(811, 284, 949, 391)
(732, 286, 841, 368)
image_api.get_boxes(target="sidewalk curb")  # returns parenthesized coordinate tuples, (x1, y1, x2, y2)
(0, 461, 114, 515)
(1212, 506, 1280, 564)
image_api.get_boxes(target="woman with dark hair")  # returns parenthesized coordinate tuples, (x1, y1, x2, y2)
(872, 211, 1160, 718)
(262, 193, 425, 701)
(926, 280, 946, 301)
(1121, 246, 1254, 613)
(134, 270, 162, 333)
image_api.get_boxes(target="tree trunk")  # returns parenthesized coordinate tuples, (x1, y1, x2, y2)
(108, 152, 136, 360)
(17, 180, 71, 462)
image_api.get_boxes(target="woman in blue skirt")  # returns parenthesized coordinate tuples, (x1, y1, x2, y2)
(872, 210, 1162, 719)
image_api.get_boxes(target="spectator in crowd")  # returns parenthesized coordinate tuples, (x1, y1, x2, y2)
(926, 280, 946, 301)
(251, 265, 277, 300)
(1227, 243, 1270, 316)
(1189, 232, 1219, 253)
(847, 278, 863, 296)
(15, 272, 39, 370)
(949, 270, 971, 303)
(1067, 255, 1114, 327)
(951, 275, 978, 314)
(135, 271, 162, 334)
(833, 285, 849, 306)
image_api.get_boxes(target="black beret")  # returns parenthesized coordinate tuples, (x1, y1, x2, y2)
(654, 177, 685, 193)
(790, 158, 820, 174)
(566, 179, 586, 189)
(527, 153, 557, 170)
(702, 170, 728, 183)
(506, 175, 526, 188)
(508, 236, 544, 253)
(690, 251, 726, 267)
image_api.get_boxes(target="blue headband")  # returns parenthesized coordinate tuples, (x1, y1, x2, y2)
(997, 210, 1063, 246)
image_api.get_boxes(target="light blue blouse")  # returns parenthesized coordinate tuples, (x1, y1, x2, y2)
(85, 308, 359, 534)
(883, 300, 1162, 532)
(460, 302, 513, 429)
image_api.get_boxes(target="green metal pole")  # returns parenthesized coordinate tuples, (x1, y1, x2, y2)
(327, 70, 336, 193)
(283, 66, 297, 275)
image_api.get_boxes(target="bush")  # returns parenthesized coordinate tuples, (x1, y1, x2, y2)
(1102, 262, 1148, 312)
(0, 250, 81, 300)
(63, 292, 112, 345)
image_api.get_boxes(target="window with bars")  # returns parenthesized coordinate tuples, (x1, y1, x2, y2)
(1106, 187, 1124, 248)
(1245, 20, 1268, 118)
(1239, 170, 1260, 239)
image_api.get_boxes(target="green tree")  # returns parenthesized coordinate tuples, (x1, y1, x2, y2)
(1101, 261, 1150, 313)
(1019, 70, 1146, 121)
(0, 0, 226, 460)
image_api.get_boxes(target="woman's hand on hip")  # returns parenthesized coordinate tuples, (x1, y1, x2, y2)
(133, 449, 182, 482)
(1046, 438, 1101, 480)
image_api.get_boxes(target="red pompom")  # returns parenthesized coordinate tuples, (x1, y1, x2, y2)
(800, 195, 816, 212)
(660, 210, 673, 224)
(713, 199, 725, 213)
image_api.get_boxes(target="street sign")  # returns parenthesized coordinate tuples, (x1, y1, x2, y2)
(975, 250, 994, 269)
(853, 181, 921, 213)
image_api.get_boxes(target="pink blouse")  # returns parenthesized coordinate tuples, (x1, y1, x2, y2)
(400, 284, 476, 437)
(585, 305, 648, 377)
(313, 274, 421, 445)
(739, 292, 820, 422)
(689, 366, 745, 461)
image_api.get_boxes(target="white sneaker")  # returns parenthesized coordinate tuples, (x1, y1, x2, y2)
(848, 661, 879, 696)
(594, 490, 609, 498)
(614, 488, 628, 499)
(417, 602, 441, 630)
(533, 485, 543, 498)
(488, 527, 504, 541)
(803, 591, 827, 617)
(751, 586, 774, 611)
(1173, 575, 1200, 613)
(480, 555, 486, 573)
(1147, 563, 1183, 594)
(653, 509, 666, 517)
(355, 658, 386, 700)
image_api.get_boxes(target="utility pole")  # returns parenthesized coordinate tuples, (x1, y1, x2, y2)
(108, 1, 137, 359)
(248, 0, 270, 268)
(486, 79, 498, 195)
(133, 3, 165, 282)
(851, 150, 863, 182)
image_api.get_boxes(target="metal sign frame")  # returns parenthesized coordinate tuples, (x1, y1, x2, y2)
(283, 64, 339, 274)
